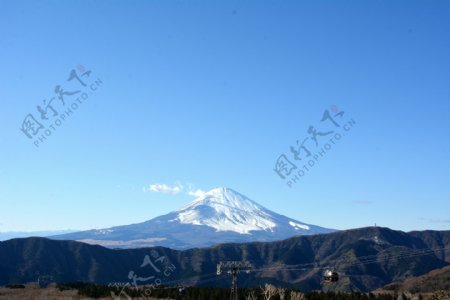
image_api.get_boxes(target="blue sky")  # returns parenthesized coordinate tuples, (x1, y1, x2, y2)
(0, 0, 449, 233)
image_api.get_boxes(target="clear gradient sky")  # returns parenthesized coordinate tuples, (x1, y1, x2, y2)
(1, 0, 449, 233)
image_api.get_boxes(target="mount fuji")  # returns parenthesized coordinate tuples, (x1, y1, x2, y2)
(52, 187, 334, 249)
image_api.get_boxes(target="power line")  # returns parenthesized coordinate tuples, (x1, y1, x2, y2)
(137, 244, 450, 293)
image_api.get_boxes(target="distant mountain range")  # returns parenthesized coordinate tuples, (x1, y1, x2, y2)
(1, 227, 449, 292)
(0, 230, 76, 241)
(51, 187, 334, 249)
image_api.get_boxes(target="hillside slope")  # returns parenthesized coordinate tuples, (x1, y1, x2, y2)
(378, 265, 450, 293)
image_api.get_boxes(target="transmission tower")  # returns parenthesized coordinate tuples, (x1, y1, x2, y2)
(216, 261, 252, 300)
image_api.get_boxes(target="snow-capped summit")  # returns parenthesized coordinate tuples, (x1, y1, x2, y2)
(52, 187, 334, 249)
(173, 187, 277, 234)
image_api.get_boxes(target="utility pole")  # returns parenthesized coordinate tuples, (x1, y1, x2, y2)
(217, 261, 252, 300)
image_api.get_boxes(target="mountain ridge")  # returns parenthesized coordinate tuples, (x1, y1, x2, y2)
(3, 227, 450, 292)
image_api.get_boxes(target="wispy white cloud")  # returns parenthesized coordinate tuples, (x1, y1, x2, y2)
(144, 183, 183, 194)
(188, 189, 206, 198)
(143, 182, 207, 198)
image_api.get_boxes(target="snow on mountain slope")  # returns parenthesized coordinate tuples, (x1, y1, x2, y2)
(173, 187, 277, 234)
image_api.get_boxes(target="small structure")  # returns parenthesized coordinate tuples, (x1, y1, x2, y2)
(217, 261, 252, 300)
